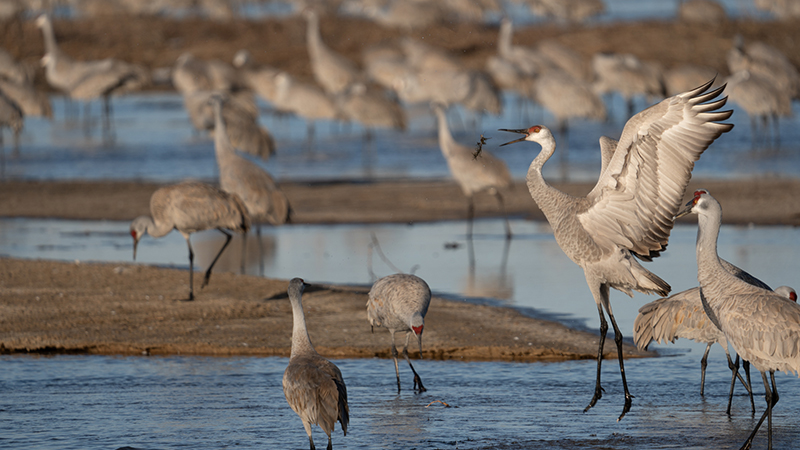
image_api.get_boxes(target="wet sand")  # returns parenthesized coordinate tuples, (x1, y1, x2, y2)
(1, 177, 799, 359)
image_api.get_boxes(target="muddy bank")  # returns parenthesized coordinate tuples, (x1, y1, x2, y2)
(0, 257, 650, 361)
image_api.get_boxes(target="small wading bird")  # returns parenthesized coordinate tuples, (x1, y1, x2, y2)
(676, 190, 800, 450)
(367, 273, 431, 392)
(130, 181, 250, 301)
(499, 78, 734, 420)
(635, 280, 796, 415)
(283, 278, 349, 450)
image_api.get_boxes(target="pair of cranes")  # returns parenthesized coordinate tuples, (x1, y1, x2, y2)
(284, 273, 431, 450)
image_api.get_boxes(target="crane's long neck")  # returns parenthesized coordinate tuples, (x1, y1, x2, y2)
(39, 18, 61, 58)
(136, 215, 174, 239)
(525, 136, 570, 221)
(694, 203, 736, 316)
(289, 293, 317, 359)
(498, 20, 512, 58)
(305, 13, 322, 58)
(212, 102, 237, 163)
(434, 108, 457, 157)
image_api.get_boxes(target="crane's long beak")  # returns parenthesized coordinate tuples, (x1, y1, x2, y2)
(498, 128, 529, 146)
(674, 199, 696, 220)
(412, 325, 424, 359)
(416, 333, 423, 360)
(133, 238, 138, 261)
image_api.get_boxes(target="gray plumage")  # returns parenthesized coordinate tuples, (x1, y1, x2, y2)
(433, 103, 512, 238)
(211, 95, 289, 273)
(367, 273, 431, 392)
(36, 14, 148, 137)
(677, 189, 800, 450)
(634, 259, 795, 414)
(499, 78, 734, 420)
(283, 278, 349, 450)
(304, 8, 362, 95)
(129, 181, 250, 301)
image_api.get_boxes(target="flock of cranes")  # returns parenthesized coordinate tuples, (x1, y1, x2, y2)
(2, 4, 800, 450)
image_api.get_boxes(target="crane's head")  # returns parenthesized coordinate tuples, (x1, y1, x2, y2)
(674, 189, 711, 219)
(775, 286, 798, 302)
(35, 14, 49, 29)
(498, 125, 552, 146)
(129, 216, 150, 261)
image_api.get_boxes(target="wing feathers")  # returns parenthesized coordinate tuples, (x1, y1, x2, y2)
(580, 79, 733, 258)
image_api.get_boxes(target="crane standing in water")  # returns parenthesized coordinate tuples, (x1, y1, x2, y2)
(367, 273, 431, 392)
(677, 189, 800, 450)
(283, 278, 349, 450)
(130, 181, 250, 301)
(499, 79, 733, 420)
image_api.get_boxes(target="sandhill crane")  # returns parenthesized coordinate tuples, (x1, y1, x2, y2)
(724, 70, 791, 147)
(496, 18, 555, 77)
(172, 52, 245, 95)
(537, 40, 593, 83)
(432, 103, 512, 238)
(336, 82, 406, 136)
(183, 90, 274, 160)
(635, 278, 796, 415)
(211, 96, 289, 274)
(727, 36, 799, 99)
(232, 49, 282, 105)
(498, 78, 734, 420)
(129, 181, 250, 301)
(526, 0, 605, 23)
(592, 52, 665, 119)
(36, 14, 148, 140)
(0, 78, 52, 119)
(283, 277, 349, 450)
(534, 69, 606, 138)
(367, 273, 431, 392)
(304, 8, 362, 95)
(0, 91, 22, 166)
(676, 189, 800, 450)
(273, 71, 340, 139)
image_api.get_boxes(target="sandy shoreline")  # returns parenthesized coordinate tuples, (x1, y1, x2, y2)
(1, 177, 798, 360)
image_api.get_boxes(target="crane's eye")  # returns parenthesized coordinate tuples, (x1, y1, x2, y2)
(531, 126, 541, 133)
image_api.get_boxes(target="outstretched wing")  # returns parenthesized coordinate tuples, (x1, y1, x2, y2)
(581, 79, 733, 260)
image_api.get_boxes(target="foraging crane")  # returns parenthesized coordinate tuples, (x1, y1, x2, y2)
(283, 278, 349, 450)
(129, 181, 250, 301)
(0, 91, 22, 162)
(724, 70, 791, 148)
(232, 49, 282, 105)
(172, 52, 245, 95)
(367, 273, 431, 392)
(635, 280, 796, 415)
(211, 95, 289, 274)
(433, 103, 512, 239)
(592, 52, 665, 119)
(36, 14, 148, 139)
(304, 8, 362, 95)
(498, 78, 734, 420)
(676, 189, 800, 450)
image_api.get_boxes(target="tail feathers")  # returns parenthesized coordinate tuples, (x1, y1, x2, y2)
(633, 301, 659, 350)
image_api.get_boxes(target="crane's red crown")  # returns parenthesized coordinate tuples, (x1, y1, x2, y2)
(412, 325, 423, 335)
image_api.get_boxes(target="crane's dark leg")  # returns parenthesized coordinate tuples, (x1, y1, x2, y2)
(303, 422, 315, 450)
(326, 435, 332, 450)
(607, 306, 633, 421)
(744, 360, 755, 415)
(725, 353, 752, 415)
(700, 343, 711, 396)
(103, 95, 115, 143)
(390, 331, 402, 392)
(203, 229, 232, 288)
(585, 302, 608, 413)
(491, 190, 512, 240)
(739, 371, 776, 450)
(466, 196, 474, 239)
(240, 228, 248, 275)
(257, 225, 265, 277)
(403, 333, 426, 392)
(185, 236, 195, 301)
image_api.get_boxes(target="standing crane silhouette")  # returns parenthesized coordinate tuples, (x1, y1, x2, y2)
(367, 273, 431, 392)
(36, 14, 148, 140)
(283, 278, 349, 450)
(635, 280, 796, 415)
(130, 181, 250, 301)
(211, 95, 289, 275)
(499, 78, 734, 420)
(676, 189, 800, 450)
(304, 8, 362, 95)
(432, 103, 512, 239)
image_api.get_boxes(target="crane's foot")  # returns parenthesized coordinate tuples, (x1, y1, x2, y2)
(182, 291, 195, 302)
(584, 386, 604, 413)
(413, 374, 427, 393)
(617, 393, 634, 422)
